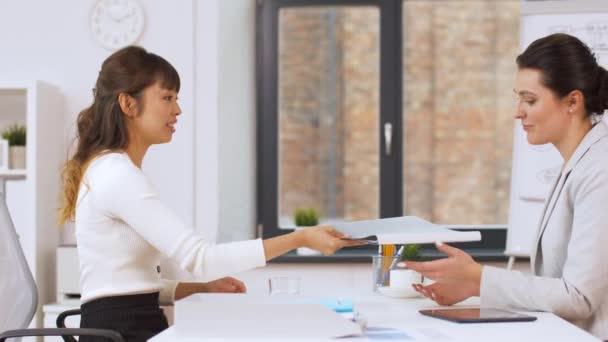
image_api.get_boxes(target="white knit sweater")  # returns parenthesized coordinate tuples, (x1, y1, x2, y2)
(75, 152, 266, 304)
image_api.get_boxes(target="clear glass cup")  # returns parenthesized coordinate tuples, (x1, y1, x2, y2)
(371, 255, 400, 293)
(268, 276, 301, 295)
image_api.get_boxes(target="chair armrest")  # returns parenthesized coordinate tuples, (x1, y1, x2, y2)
(57, 309, 82, 328)
(56, 308, 83, 342)
(0, 328, 124, 342)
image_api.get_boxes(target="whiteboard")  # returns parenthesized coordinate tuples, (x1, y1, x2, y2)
(506, 12, 608, 257)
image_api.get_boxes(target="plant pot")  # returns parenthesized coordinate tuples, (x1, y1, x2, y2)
(9, 145, 25, 169)
(296, 246, 322, 256)
(295, 227, 322, 256)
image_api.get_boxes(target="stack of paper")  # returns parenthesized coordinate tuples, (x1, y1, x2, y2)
(333, 216, 481, 244)
(174, 294, 362, 339)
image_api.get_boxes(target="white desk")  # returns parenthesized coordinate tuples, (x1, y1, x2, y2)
(151, 293, 600, 341)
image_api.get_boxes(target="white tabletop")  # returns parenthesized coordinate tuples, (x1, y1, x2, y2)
(151, 293, 600, 342)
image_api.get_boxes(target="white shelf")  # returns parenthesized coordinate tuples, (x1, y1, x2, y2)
(0, 81, 64, 331)
(0, 168, 26, 179)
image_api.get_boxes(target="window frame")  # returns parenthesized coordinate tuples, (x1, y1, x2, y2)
(256, 0, 403, 239)
(256, 0, 508, 258)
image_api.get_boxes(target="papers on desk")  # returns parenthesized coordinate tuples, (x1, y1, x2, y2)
(174, 294, 362, 339)
(334, 216, 481, 244)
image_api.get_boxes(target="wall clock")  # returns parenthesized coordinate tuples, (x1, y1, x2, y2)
(91, 0, 145, 50)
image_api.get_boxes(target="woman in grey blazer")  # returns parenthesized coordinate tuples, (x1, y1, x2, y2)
(402, 33, 608, 340)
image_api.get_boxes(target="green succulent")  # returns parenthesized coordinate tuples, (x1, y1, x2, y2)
(400, 244, 421, 261)
(1, 123, 26, 146)
(293, 208, 319, 227)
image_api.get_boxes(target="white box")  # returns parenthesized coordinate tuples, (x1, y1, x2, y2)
(57, 246, 80, 303)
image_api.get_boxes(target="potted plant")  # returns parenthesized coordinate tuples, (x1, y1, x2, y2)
(400, 244, 421, 262)
(294, 207, 319, 227)
(1, 123, 26, 169)
(293, 208, 321, 255)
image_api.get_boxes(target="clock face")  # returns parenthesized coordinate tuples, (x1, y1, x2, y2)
(91, 0, 145, 50)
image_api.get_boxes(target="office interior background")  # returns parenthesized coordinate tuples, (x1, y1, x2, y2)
(1, 0, 606, 340)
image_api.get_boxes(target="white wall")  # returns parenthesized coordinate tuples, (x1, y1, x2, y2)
(195, 0, 257, 243)
(195, 0, 221, 242)
(0, 0, 257, 280)
(216, 0, 257, 242)
(0, 0, 194, 227)
(0, 0, 255, 238)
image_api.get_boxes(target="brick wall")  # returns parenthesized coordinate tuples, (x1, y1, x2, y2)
(278, 1, 519, 225)
(278, 7, 380, 223)
(403, 1, 519, 224)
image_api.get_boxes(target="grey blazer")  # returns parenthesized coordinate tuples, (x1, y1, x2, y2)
(481, 121, 608, 340)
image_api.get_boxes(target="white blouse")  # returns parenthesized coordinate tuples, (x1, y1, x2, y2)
(75, 152, 266, 304)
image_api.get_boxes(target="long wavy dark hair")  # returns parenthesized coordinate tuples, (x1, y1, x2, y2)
(59, 46, 180, 224)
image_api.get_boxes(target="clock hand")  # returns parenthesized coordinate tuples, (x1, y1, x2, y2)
(108, 4, 135, 22)
(117, 8, 136, 22)
(107, 5, 124, 21)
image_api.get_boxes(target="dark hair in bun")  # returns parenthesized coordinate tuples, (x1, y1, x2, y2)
(517, 33, 608, 116)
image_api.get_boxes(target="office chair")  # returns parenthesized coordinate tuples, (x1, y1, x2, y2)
(0, 194, 123, 342)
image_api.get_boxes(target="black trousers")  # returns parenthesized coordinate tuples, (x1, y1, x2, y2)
(79, 292, 168, 342)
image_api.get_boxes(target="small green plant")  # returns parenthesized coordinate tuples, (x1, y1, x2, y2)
(400, 244, 421, 261)
(1, 123, 26, 146)
(293, 208, 319, 227)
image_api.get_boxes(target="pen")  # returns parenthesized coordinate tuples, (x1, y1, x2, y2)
(382, 244, 395, 257)
(375, 245, 383, 289)
(391, 245, 405, 268)
(381, 245, 405, 285)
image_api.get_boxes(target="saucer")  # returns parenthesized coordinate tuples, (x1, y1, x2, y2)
(377, 286, 421, 298)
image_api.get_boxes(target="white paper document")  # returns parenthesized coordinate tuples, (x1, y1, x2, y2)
(333, 216, 481, 244)
(174, 294, 363, 339)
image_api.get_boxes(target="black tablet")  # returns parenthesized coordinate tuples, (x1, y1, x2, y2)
(419, 308, 537, 323)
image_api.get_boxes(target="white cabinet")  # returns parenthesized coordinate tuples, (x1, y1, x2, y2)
(42, 303, 80, 342)
(0, 81, 64, 330)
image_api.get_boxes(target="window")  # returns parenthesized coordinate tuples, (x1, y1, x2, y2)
(402, 1, 519, 225)
(257, 0, 519, 253)
(277, 6, 381, 227)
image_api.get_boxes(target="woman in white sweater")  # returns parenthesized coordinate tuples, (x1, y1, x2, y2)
(59, 46, 359, 342)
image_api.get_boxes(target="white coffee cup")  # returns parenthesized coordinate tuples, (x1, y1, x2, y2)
(389, 269, 423, 289)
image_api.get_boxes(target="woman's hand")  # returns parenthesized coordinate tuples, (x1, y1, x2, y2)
(175, 277, 247, 300)
(397, 242, 482, 305)
(412, 282, 476, 306)
(298, 226, 364, 256)
(398, 242, 482, 286)
(262, 226, 364, 260)
(201, 277, 247, 293)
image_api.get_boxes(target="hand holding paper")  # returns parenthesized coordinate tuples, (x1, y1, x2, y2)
(298, 226, 366, 255)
